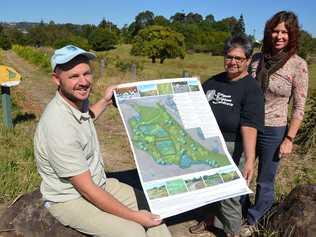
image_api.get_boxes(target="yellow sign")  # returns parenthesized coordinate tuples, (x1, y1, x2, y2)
(0, 65, 21, 87)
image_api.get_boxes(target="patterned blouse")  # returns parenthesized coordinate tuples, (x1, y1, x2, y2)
(250, 53, 309, 127)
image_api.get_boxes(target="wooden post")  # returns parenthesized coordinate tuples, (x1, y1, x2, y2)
(131, 64, 137, 81)
(1, 86, 13, 128)
(182, 70, 190, 78)
(99, 58, 106, 78)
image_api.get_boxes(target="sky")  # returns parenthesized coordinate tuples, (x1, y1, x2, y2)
(1, 0, 315, 40)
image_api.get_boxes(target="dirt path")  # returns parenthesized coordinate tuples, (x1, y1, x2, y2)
(4, 50, 56, 114)
(2, 50, 213, 237)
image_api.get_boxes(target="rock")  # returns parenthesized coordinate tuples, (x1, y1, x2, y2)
(0, 189, 88, 237)
(267, 184, 316, 237)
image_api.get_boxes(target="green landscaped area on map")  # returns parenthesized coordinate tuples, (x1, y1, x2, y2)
(128, 102, 230, 169)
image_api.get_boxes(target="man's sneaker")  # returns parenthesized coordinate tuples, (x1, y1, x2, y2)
(240, 224, 257, 237)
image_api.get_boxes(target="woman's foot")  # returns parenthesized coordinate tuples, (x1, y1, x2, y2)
(189, 220, 208, 234)
(240, 224, 257, 237)
(189, 216, 215, 234)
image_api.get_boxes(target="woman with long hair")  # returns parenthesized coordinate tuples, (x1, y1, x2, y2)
(244, 11, 309, 229)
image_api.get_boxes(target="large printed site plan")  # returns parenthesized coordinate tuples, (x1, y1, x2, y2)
(115, 78, 251, 218)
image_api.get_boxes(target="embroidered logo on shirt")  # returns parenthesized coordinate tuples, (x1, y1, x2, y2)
(206, 90, 233, 107)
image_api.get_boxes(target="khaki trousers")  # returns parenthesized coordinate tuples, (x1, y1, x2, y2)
(48, 178, 172, 237)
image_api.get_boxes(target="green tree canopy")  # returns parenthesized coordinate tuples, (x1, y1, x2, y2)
(231, 14, 246, 37)
(131, 25, 185, 63)
(170, 12, 186, 23)
(134, 11, 154, 33)
(205, 14, 215, 24)
(299, 30, 314, 59)
(88, 28, 117, 51)
(0, 33, 12, 50)
(153, 15, 169, 26)
(186, 13, 203, 24)
(54, 35, 90, 50)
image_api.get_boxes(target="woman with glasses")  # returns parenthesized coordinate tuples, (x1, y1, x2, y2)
(190, 35, 264, 237)
(243, 11, 309, 230)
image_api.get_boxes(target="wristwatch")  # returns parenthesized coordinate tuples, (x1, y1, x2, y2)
(285, 135, 294, 142)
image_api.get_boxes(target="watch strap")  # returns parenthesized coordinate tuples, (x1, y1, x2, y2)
(285, 135, 294, 142)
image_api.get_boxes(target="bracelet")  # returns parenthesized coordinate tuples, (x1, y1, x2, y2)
(285, 135, 294, 142)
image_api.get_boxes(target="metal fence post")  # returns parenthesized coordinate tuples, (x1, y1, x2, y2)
(1, 86, 13, 128)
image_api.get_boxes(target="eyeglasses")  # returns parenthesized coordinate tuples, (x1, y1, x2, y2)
(224, 55, 247, 63)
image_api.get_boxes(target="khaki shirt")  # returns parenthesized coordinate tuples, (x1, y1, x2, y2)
(34, 92, 106, 202)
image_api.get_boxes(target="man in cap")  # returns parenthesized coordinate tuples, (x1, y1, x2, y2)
(34, 45, 172, 237)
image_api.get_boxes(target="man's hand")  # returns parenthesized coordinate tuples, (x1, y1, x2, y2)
(133, 210, 162, 228)
(243, 160, 255, 186)
(70, 171, 163, 227)
(89, 85, 117, 120)
(279, 138, 293, 159)
(102, 85, 117, 106)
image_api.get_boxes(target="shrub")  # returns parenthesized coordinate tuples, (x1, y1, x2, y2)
(12, 45, 51, 72)
(296, 91, 316, 153)
(0, 34, 12, 50)
(54, 36, 91, 50)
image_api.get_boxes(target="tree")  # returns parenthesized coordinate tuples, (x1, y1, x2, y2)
(213, 17, 238, 32)
(0, 24, 12, 49)
(120, 24, 133, 43)
(54, 35, 90, 50)
(153, 15, 169, 26)
(5, 27, 28, 45)
(131, 25, 185, 63)
(205, 14, 215, 24)
(186, 13, 203, 23)
(0, 33, 12, 50)
(299, 30, 313, 59)
(170, 13, 186, 23)
(25, 26, 49, 47)
(231, 14, 246, 37)
(80, 24, 97, 39)
(134, 10, 154, 34)
(88, 28, 117, 51)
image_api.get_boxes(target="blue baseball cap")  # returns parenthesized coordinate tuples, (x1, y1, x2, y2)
(51, 45, 96, 71)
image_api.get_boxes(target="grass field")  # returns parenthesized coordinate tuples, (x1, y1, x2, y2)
(0, 44, 315, 205)
(94, 44, 223, 83)
(93, 44, 316, 94)
(0, 89, 41, 202)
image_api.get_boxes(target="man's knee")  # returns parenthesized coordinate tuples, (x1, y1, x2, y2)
(112, 222, 146, 237)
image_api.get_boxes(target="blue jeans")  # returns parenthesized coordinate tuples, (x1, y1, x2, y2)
(247, 126, 287, 225)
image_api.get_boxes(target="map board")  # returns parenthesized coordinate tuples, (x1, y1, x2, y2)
(115, 77, 252, 218)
